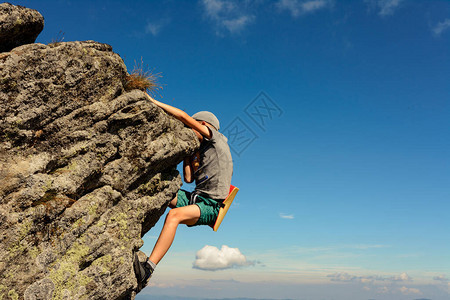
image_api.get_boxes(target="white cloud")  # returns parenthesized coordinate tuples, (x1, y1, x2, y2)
(201, 0, 254, 34)
(327, 272, 359, 282)
(276, 0, 332, 17)
(327, 272, 424, 297)
(223, 15, 253, 33)
(327, 272, 412, 283)
(399, 286, 422, 295)
(193, 245, 254, 271)
(146, 23, 162, 36)
(390, 272, 411, 282)
(377, 286, 389, 294)
(302, 0, 330, 13)
(433, 274, 449, 282)
(432, 19, 450, 37)
(365, 0, 404, 17)
(279, 213, 295, 219)
(378, 0, 403, 16)
(433, 274, 450, 292)
(327, 272, 385, 283)
(145, 19, 170, 36)
(203, 0, 234, 19)
(148, 282, 176, 288)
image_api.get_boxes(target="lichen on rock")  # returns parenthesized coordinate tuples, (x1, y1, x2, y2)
(0, 39, 199, 300)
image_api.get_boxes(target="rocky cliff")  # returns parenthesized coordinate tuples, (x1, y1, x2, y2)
(0, 4, 199, 300)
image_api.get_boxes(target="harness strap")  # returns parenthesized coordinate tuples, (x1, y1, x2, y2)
(189, 192, 199, 205)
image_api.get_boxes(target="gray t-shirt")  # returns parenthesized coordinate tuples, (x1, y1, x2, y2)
(194, 126, 233, 200)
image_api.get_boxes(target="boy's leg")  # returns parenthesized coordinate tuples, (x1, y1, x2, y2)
(149, 204, 201, 265)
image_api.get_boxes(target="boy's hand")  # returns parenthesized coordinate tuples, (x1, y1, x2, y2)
(145, 93, 212, 140)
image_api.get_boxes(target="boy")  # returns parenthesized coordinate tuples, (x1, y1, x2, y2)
(135, 94, 233, 289)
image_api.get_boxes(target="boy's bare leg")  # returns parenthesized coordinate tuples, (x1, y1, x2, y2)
(149, 204, 201, 265)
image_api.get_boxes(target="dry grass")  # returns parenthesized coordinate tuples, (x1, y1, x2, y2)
(48, 30, 65, 46)
(125, 58, 162, 94)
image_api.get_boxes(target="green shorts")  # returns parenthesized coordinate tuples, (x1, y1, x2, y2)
(176, 189, 221, 227)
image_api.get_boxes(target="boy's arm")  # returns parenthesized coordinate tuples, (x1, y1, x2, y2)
(145, 93, 212, 140)
(183, 157, 194, 183)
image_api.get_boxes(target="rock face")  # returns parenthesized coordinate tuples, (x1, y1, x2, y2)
(0, 41, 199, 299)
(0, 3, 44, 52)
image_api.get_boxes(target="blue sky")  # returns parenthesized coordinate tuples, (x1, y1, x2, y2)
(11, 0, 450, 299)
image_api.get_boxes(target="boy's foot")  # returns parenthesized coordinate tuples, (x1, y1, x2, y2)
(133, 252, 153, 291)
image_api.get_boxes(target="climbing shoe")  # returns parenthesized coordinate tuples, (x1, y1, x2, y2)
(133, 253, 153, 291)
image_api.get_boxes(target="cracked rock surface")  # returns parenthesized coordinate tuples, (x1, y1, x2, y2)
(0, 40, 199, 299)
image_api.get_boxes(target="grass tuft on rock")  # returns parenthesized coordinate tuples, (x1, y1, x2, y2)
(125, 58, 161, 94)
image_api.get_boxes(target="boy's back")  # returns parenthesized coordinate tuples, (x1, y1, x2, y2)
(194, 126, 233, 200)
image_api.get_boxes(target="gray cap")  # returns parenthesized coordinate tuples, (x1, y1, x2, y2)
(192, 111, 220, 130)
